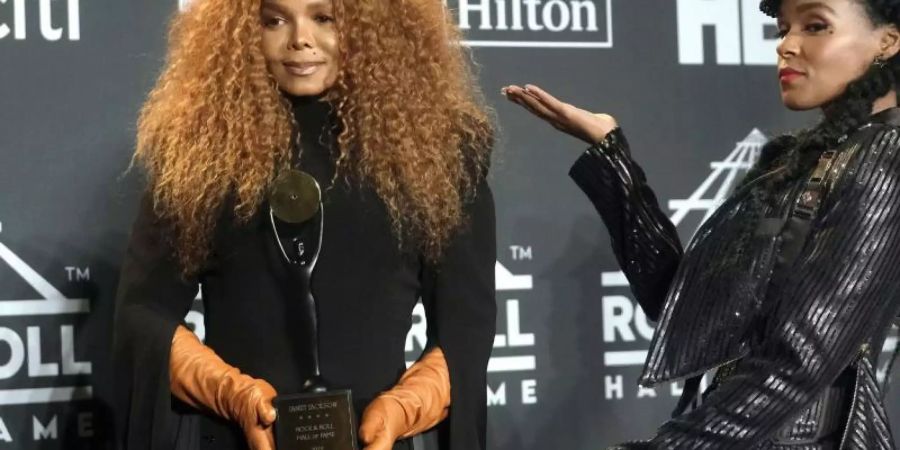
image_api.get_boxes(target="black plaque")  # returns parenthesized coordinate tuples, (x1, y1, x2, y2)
(273, 390, 358, 450)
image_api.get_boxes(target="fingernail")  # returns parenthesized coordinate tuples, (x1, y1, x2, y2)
(269, 409, 277, 421)
(500, 87, 508, 96)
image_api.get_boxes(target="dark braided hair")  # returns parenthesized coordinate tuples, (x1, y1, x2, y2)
(739, 65, 896, 190)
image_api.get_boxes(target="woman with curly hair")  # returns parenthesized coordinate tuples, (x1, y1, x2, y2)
(113, 0, 496, 449)
(505, 0, 900, 448)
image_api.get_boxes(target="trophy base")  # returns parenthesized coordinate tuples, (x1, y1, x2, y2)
(273, 389, 358, 450)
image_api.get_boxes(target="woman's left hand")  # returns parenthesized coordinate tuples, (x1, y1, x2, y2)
(358, 347, 450, 449)
(501, 83, 618, 145)
(358, 398, 403, 450)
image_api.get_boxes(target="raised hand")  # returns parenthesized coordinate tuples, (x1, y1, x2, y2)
(501, 83, 618, 145)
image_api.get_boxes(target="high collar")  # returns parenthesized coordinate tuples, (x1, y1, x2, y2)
(869, 106, 900, 127)
(289, 95, 335, 140)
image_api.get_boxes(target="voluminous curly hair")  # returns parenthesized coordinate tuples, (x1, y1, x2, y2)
(135, 0, 494, 275)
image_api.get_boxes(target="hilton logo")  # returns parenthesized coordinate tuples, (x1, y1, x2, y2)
(447, 0, 613, 48)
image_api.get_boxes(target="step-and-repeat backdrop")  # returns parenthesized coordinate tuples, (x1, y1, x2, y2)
(1, 0, 898, 448)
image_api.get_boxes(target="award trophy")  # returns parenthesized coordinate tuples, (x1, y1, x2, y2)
(268, 169, 359, 450)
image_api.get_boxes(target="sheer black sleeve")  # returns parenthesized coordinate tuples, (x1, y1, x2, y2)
(569, 128, 683, 321)
(112, 191, 199, 449)
(421, 177, 496, 450)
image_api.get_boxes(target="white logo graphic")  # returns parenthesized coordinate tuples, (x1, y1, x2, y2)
(0, 242, 92, 406)
(406, 261, 539, 406)
(668, 129, 765, 226)
(677, 0, 777, 65)
(407, 262, 535, 372)
(0, 229, 94, 443)
(0, 0, 81, 41)
(448, 0, 613, 48)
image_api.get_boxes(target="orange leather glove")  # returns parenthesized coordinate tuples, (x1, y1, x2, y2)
(358, 347, 451, 450)
(169, 325, 277, 450)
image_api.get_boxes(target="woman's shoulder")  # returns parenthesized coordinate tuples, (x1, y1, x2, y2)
(846, 108, 900, 147)
(845, 120, 900, 157)
(831, 122, 900, 195)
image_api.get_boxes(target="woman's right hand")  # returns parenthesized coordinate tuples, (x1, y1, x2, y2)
(169, 325, 277, 450)
(501, 84, 618, 145)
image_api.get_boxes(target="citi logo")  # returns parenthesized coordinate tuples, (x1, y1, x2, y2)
(676, 0, 777, 65)
(0, 0, 81, 41)
(446, 0, 613, 48)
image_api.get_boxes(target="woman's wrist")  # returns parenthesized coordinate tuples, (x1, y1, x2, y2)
(583, 114, 618, 144)
(589, 127, 625, 151)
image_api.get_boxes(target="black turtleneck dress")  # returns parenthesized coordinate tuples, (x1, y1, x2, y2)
(112, 98, 497, 450)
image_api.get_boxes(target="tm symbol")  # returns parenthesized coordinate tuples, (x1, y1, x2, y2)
(65, 266, 91, 282)
(509, 245, 532, 261)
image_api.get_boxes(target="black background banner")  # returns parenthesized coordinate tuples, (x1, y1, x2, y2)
(1, 0, 897, 448)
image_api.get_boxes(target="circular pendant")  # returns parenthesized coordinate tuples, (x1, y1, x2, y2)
(269, 169, 321, 223)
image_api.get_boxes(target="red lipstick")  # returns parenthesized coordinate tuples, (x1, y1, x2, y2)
(779, 67, 804, 84)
